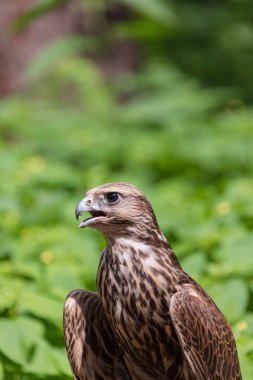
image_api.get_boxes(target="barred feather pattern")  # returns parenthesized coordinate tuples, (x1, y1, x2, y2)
(64, 182, 242, 380)
(64, 290, 132, 380)
(97, 236, 194, 380)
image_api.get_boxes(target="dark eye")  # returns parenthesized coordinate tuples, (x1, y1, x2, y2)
(106, 192, 119, 204)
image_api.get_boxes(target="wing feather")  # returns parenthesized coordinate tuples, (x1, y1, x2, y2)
(170, 288, 242, 380)
(63, 289, 131, 380)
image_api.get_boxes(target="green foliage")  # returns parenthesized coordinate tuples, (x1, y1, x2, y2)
(116, 0, 253, 103)
(0, 0, 253, 379)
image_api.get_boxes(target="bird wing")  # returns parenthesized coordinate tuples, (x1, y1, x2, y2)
(170, 287, 242, 380)
(63, 289, 131, 380)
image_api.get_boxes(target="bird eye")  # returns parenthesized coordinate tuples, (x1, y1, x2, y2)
(106, 192, 119, 204)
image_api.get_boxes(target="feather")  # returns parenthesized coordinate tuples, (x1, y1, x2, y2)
(63, 290, 131, 380)
(170, 287, 242, 380)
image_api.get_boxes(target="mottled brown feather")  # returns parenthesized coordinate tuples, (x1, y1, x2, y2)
(170, 288, 242, 380)
(63, 290, 131, 380)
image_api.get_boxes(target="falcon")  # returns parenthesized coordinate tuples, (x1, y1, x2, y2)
(63, 182, 242, 380)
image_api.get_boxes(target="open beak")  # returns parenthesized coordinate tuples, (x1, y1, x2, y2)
(75, 199, 107, 228)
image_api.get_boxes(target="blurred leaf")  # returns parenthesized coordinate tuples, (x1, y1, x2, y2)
(181, 252, 207, 278)
(207, 279, 249, 324)
(25, 340, 71, 376)
(14, 0, 69, 31)
(25, 37, 94, 82)
(20, 290, 63, 325)
(120, 0, 176, 25)
(216, 234, 253, 276)
(0, 362, 4, 380)
(0, 317, 44, 365)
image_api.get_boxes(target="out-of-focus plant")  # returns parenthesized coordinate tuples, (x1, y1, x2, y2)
(0, 0, 253, 379)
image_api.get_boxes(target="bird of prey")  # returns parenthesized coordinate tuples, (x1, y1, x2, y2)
(64, 182, 242, 380)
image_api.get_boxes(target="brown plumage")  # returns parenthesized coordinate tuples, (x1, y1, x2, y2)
(63, 182, 242, 380)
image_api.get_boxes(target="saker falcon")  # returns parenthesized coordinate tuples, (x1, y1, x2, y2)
(63, 182, 242, 380)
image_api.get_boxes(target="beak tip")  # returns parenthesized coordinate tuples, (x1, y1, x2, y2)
(75, 204, 81, 220)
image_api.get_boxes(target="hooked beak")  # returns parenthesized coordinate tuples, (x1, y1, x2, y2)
(75, 199, 91, 220)
(75, 198, 107, 228)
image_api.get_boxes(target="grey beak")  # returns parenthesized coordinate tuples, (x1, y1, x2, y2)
(75, 199, 91, 220)
(75, 200, 83, 220)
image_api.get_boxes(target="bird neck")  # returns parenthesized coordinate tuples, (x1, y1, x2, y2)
(105, 231, 182, 271)
(106, 223, 167, 247)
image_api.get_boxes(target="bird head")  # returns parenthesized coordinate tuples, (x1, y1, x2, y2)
(75, 182, 158, 238)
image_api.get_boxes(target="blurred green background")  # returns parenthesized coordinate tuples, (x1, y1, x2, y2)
(0, 0, 253, 379)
